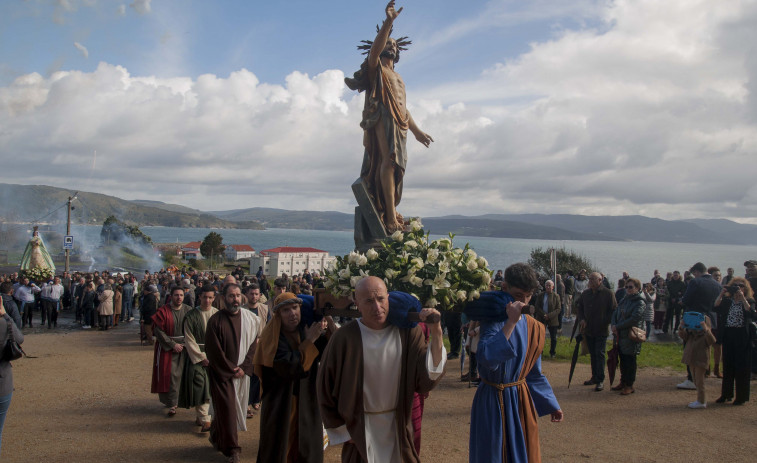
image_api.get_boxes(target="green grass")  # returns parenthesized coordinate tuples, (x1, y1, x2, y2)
(543, 337, 686, 371)
(444, 335, 686, 372)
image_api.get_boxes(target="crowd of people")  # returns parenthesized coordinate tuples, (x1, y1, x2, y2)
(0, 258, 755, 461)
(472, 260, 757, 409)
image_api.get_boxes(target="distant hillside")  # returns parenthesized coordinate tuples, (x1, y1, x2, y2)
(0, 184, 263, 230)
(210, 207, 354, 231)
(678, 219, 757, 245)
(472, 214, 757, 245)
(421, 217, 621, 241)
(130, 200, 204, 216)
(3, 183, 754, 245)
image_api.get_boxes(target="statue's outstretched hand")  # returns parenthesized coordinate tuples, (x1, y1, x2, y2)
(386, 1, 403, 20)
(415, 131, 434, 147)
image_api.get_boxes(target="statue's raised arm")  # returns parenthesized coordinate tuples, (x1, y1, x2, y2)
(368, 1, 403, 71)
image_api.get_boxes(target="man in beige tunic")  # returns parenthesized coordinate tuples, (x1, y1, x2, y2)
(317, 276, 445, 462)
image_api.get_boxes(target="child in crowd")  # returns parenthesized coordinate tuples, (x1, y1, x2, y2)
(678, 314, 716, 409)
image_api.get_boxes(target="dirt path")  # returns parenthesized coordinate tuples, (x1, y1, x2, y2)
(3, 315, 755, 462)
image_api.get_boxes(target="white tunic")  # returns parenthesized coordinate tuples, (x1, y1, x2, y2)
(232, 309, 260, 432)
(325, 320, 447, 462)
(359, 321, 403, 462)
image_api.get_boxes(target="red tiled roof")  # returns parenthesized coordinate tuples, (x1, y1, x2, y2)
(183, 241, 202, 249)
(228, 245, 255, 252)
(261, 247, 326, 254)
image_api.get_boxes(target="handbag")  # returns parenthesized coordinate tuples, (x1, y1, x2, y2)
(628, 326, 647, 343)
(2, 318, 25, 361)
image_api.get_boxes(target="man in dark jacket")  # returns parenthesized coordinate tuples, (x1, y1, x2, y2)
(533, 280, 562, 358)
(576, 272, 618, 391)
(665, 271, 686, 334)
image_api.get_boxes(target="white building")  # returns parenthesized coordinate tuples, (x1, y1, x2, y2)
(250, 247, 335, 277)
(224, 244, 256, 261)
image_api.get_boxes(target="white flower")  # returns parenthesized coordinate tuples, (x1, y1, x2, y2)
(456, 290, 467, 302)
(391, 230, 404, 241)
(347, 251, 360, 265)
(467, 259, 478, 271)
(338, 267, 351, 279)
(481, 272, 491, 285)
(426, 248, 439, 264)
(366, 248, 379, 260)
(405, 240, 418, 249)
(477, 256, 488, 268)
(324, 279, 334, 289)
(385, 269, 396, 279)
(468, 290, 481, 301)
(411, 276, 424, 287)
(350, 275, 365, 288)
(438, 261, 450, 273)
(356, 254, 368, 266)
(410, 219, 423, 231)
(425, 297, 438, 307)
(411, 257, 424, 269)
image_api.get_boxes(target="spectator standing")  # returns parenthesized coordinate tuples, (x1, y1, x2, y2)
(641, 283, 656, 339)
(714, 278, 755, 405)
(576, 272, 618, 391)
(653, 279, 667, 333)
(678, 315, 716, 409)
(677, 263, 721, 389)
(665, 271, 686, 334)
(0, 285, 22, 329)
(0, 301, 24, 457)
(610, 278, 645, 395)
(532, 280, 561, 358)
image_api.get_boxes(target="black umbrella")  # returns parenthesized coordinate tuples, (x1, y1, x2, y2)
(567, 332, 583, 388)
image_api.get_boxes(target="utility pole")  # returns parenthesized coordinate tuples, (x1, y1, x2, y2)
(65, 193, 77, 273)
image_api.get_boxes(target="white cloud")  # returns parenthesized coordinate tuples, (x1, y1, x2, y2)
(130, 0, 151, 15)
(73, 42, 89, 59)
(117, 4, 126, 16)
(1, 0, 755, 224)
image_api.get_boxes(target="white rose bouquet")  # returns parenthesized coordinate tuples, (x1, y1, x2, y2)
(22, 266, 54, 282)
(324, 218, 492, 311)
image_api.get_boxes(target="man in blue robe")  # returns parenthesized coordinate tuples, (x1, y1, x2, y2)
(470, 263, 563, 463)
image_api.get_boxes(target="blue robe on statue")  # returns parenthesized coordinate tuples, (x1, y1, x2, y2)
(470, 315, 560, 463)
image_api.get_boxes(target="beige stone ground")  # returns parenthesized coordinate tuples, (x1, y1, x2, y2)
(3, 317, 756, 463)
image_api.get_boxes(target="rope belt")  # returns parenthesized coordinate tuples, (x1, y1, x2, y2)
(482, 378, 526, 463)
(364, 408, 396, 415)
(481, 378, 525, 390)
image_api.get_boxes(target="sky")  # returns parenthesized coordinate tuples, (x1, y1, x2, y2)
(1, 0, 756, 224)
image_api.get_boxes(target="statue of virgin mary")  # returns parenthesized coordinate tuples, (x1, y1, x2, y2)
(20, 226, 56, 278)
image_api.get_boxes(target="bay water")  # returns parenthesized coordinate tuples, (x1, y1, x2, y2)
(70, 225, 757, 282)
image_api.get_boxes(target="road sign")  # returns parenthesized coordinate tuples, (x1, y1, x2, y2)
(63, 235, 74, 250)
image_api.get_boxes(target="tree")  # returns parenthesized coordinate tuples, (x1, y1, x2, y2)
(200, 232, 224, 269)
(100, 216, 153, 246)
(528, 246, 598, 279)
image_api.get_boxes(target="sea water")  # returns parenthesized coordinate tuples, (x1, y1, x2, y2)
(70, 225, 757, 282)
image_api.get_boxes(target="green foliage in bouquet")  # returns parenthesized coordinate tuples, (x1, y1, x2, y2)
(324, 219, 492, 311)
(22, 266, 54, 282)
